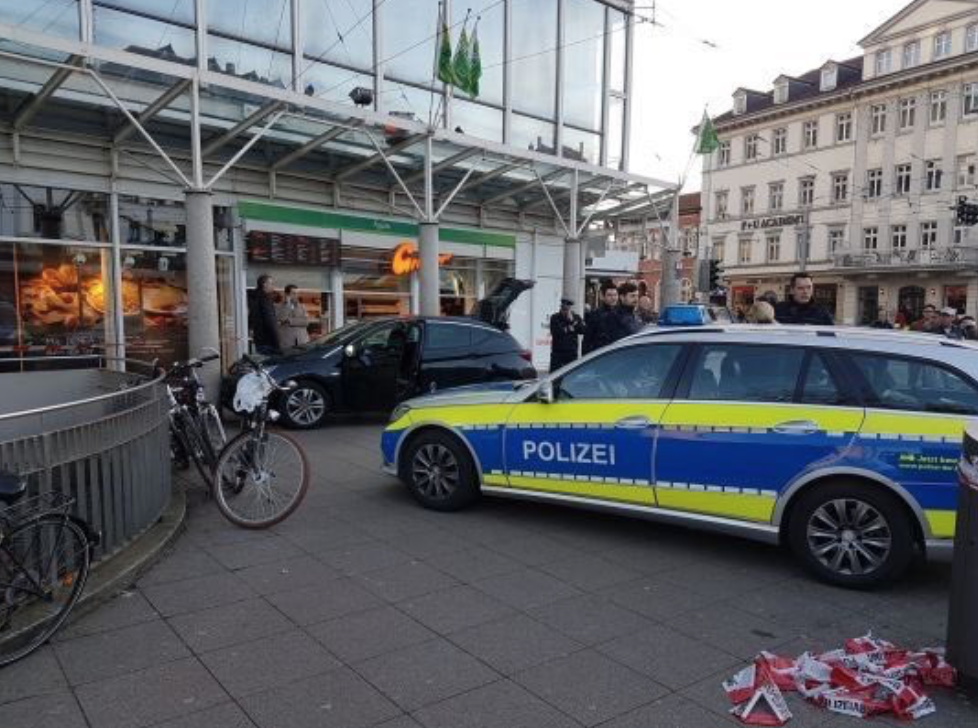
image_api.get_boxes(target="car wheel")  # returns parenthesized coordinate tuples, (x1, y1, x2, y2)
(788, 481, 914, 588)
(403, 431, 479, 511)
(282, 382, 329, 429)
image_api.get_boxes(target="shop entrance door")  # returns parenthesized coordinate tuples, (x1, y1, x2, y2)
(899, 286, 926, 322)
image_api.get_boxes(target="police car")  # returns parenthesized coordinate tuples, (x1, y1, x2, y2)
(382, 326, 978, 587)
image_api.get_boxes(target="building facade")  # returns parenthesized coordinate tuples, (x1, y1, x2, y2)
(0, 0, 665, 372)
(702, 0, 978, 325)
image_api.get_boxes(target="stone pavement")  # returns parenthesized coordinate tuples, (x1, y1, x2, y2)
(2, 422, 976, 728)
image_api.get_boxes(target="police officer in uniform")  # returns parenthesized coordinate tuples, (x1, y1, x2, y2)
(549, 298, 585, 372)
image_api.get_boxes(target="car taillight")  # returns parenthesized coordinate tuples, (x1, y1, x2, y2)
(519, 349, 532, 362)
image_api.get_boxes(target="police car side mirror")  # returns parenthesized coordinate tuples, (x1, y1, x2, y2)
(538, 379, 555, 404)
(343, 344, 357, 359)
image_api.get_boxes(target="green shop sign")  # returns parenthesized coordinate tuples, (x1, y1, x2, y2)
(238, 201, 515, 249)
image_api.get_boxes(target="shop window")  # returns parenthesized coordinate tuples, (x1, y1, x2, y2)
(0, 242, 114, 359)
(119, 195, 187, 247)
(0, 184, 109, 242)
(946, 285, 967, 314)
(120, 250, 189, 367)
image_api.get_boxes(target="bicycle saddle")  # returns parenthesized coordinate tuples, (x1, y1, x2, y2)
(0, 472, 26, 504)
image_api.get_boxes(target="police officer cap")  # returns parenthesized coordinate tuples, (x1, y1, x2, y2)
(560, 298, 574, 306)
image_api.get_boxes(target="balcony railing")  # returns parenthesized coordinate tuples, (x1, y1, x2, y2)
(833, 246, 978, 269)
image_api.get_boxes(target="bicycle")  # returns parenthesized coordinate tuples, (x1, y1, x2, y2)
(214, 353, 309, 528)
(0, 472, 98, 667)
(158, 349, 228, 487)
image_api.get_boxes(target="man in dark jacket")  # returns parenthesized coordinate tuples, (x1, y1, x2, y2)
(606, 281, 642, 343)
(774, 273, 834, 325)
(582, 282, 619, 354)
(549, 298, 585, 371)
(251, 274, 281, 355)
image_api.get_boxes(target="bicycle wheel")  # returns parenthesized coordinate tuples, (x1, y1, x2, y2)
(177, 411, 215, 486)
(0, 516, 91, 667)
(212, 430, 309, 528)
(200, 405, 228, 457)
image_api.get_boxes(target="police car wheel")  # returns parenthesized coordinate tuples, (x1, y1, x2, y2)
(404, 432, 478, 511)
(789, 483, 913, 588)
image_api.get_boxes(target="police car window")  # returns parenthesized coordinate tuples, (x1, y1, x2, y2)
(558, 344, 682, 400)
(689, 344, 805, 403)
(800, 354, 845, 406)
(851, 354, 978, 415)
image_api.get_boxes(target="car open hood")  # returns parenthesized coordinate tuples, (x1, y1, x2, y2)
(405, 379, 536, 409)
(469, 277, 535, 330)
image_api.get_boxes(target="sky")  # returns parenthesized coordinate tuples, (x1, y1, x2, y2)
(629, 0, 910, 191)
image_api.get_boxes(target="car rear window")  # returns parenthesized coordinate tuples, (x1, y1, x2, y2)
(425, 323, 472, 351)
(850, 353, 978, 415)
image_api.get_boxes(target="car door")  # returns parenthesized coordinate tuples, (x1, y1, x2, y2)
(497, 342, 687, 507)
(844, 351, 978, 539)
(342, 320, 404, 411)
(417, 321, 477, 393)
(654, 343, 864, 523)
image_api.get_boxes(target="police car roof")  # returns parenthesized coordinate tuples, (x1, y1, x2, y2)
(628, 324, 978, 371)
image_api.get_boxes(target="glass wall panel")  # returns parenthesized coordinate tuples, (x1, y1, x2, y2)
(382, 0, 441, 87)
(563, 126, 600, 165)
(386, 83, 438, 125)
(206, 35, 293, 88)
(511, 114, 555, 155)
(0, 242, 113, 358)
(1, 0, 80, 40)
(207, 0, 292, 50)
(563, 0, 604, 131)
(451, 99, 502, 142)
(607, 95, 625, 169)
(450, 0, 504, 105)
(609, 8, 627, 93)
(300, 61, 373, 104)
(302, 0, 373, 70)
(93, 4, 196, 65)
(0, 184, 109, 242)
(511, 0, 557, 118)
(98, 0, 194, 24)
(118, 196, 187, 248)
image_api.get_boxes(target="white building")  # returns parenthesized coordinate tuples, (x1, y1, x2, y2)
(703, 0, 978, 325)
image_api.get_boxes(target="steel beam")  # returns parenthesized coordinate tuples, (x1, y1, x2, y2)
(522, 174, 613, 210)
(271, 120, 359, 171)
(332, 133, 425, 182)
(449, 161, 522, 196)
(112, 78, 192, 144)
(401, 147, 480, 186)
(12, 54, 82, 130)
(201, 100, 285, 158)
(482, 169, 566, 206)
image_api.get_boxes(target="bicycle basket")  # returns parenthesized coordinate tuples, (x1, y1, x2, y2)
(0, 492, 75, 528)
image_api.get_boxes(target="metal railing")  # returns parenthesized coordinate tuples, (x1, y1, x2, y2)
(0, 356, 170, 559)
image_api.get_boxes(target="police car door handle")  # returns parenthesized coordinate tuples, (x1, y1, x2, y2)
(772, 420, 819, 435)
(615, 415, 652, 430)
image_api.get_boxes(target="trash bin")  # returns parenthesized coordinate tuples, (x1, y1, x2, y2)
(947, 423, 978, 692)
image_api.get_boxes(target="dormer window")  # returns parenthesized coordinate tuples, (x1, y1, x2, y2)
(875, 48, 891, 75)
(934, 31, 952, 59)
(733, 91, 746, 115)
(773, 81, 788, 104)
(820, 65, 837, 91)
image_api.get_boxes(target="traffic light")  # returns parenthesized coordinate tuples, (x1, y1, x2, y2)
(956, 196, 978, 226)
(708, 259, 723, 290)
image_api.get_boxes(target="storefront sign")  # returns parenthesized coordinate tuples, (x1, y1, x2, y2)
(740, 214, 805, 231)
(246, 231, 340, 267)
(390, 242, 453, 275)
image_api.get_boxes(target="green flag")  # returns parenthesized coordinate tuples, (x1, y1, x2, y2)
(453, 25, 471, 94)
(695, 111, 719, 154)
(468, 26, 481, 98)
(437, 11, 454, 85)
